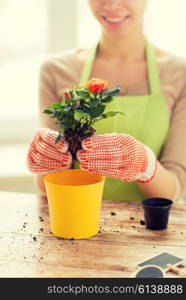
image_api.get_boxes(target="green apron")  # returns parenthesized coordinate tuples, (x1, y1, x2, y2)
(78, 40, 170, 202)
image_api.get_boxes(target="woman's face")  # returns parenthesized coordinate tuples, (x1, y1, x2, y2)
(88, 0, 148, 37)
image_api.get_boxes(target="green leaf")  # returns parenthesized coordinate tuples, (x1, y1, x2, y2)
(80, 102, 91, 112)
(55, 134, 61, 144)
(54, 122, 64, 126)
(101, 95, 113, 103)
(53, 110, 64, 119)
(99, 90, 105, 97)
(76, 91, 91, 98)
(75, 111, 91, 124)
(119, 111, 126, 116)
(43, 109, 54, 114)
(105, 111, 118, 117)
(52, 103, 62, 110)
(92, 111, 126, 125)
(91, 98, 100, 105)
(90, 104, 105, 118)
(74, 111, 86, 121)
(106, 111, 126, 117)
(105, 85, 121, 97)
(60, 101, 66, 106)
(91, 114, 107, 124)
(63, 118, 75, 129)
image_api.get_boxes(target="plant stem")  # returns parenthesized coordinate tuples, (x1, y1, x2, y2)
(71, 160, 75, 170)
(71, 159, 79, 170)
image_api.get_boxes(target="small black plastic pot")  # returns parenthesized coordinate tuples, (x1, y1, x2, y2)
(141, 198, 173, 230)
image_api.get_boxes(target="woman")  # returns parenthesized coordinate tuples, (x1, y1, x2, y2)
(27, 0, 186, 202)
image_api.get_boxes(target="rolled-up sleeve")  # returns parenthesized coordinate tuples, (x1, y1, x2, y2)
(160, 84, 186, 202)
(38, 61, 59, 130)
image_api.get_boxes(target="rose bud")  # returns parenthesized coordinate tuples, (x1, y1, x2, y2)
(63, 89, 71, 102)
(72, 100, 80, 110)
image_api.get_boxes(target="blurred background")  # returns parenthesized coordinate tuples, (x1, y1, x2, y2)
(0, 0, 186, 194)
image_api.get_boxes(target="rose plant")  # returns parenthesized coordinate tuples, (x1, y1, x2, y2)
(43, 78, 125, 167)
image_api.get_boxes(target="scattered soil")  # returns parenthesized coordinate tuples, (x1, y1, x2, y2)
(22, 222, 27, 229)
(140, 220, 145, 226)
(39, 216, 44, 222)
(33, 236, 37, 242)
(110, 211, 116, 216)
(130, 217, 134, 220)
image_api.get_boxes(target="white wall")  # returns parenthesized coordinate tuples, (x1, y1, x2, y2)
(145, 0, 186, 57)
(48, 0, 78, 52)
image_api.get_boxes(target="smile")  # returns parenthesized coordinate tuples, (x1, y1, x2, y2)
(102, 15, 130, 25)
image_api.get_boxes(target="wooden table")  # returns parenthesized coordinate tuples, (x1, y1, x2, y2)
(0, 191, 186, 278)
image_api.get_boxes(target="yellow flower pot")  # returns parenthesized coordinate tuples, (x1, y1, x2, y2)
(44, 169, 105, 239)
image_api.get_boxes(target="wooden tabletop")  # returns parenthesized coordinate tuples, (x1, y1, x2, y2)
(0, 191, 186, 278)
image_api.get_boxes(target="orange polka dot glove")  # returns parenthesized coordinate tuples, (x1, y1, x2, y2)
(77, 133, 157, 183)
(27, 128, 72, 174)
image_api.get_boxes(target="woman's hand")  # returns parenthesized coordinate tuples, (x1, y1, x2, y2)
(77, 133, 157, 183)
(27, 128, 72, 174)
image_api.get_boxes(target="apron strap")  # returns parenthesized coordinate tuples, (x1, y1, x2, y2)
(146, 40, 162, 96)
(79, 40, 162, 96)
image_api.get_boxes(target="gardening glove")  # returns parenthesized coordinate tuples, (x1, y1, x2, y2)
(77, 133, 157, 183)
(27, 128, 72, 174)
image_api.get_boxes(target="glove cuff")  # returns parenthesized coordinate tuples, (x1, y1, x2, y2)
(136, 145, 157, 183)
